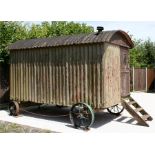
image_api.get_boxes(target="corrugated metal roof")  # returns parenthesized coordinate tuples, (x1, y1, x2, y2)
(8, 30, 134, 50)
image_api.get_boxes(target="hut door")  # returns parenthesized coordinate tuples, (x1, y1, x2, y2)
(120, 47, 130, 97)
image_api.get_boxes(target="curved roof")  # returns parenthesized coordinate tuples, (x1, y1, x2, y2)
(8, 30, 134, 50)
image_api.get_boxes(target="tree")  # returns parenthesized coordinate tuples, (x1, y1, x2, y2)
(130, 38, 155, 67)
(129, 39, 144, 67)
(27, 21, 94, 38)
(3, 22, 155, 68)
(0, 21, 28, 63)
(142, 39, 155, 67)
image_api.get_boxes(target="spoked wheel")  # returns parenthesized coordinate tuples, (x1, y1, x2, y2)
(107, 104, 124, 116)
(70, 103, 95, 129)
(9, 101, 20, 116)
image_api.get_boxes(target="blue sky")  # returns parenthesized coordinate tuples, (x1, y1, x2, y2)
(27, 21, 155, 42)
(79, 21, 155, 41)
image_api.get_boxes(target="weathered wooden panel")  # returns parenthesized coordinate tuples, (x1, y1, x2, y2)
(103, 43, 121, 108)
(130, 68, 155, 92)
(134, 68, 146, 91)
(147, 69, 155, 90)
(120, 47, 130, 97)
(121, 72, 130, 96)
(10, 43, 122, 109)
(10, 53, 14, 99)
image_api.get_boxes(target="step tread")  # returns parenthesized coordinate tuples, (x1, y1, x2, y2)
(135, 107, 143, 112)
(142, 114, 151, 121)
(128, 101, 137, 105)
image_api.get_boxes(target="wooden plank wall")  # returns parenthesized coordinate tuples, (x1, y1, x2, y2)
(103, 43, 121, 108)
(10, 43, 121, 109)
(120, 47, 130, 97)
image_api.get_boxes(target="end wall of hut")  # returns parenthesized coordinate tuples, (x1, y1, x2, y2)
(103, 43, 121, 108)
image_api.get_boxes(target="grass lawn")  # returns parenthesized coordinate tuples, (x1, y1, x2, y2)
(0, 120, 51, 133)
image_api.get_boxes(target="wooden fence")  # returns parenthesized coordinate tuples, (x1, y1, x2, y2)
(130, 67, 155, 92)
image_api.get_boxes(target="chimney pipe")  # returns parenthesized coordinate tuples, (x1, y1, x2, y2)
(95, 26, 104, 35)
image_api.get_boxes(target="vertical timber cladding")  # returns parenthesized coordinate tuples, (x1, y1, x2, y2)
(49, 43, 104, 108)
(103, 43, 121, 108)
(10, 43, 125, 108)
(10, 52, 14, 100)
(10, 44, 105, 108)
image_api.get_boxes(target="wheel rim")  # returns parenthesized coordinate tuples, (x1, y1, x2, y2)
(70, 103, 94, 128)
(107, 104, 124, 115)
(9, 101, 19, 116)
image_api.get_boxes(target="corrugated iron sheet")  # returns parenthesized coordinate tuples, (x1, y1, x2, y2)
(8, 30, 134, 50)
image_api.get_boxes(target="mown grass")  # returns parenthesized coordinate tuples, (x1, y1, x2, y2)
(0, 120, 51, 133)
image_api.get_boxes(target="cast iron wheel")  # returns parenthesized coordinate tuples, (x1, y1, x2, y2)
(69, 103, 95, 129)
(107, 104, 124, 116)
(9, 101, 20, 116)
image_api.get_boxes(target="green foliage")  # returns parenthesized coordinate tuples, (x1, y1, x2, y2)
(1, 21, 155, 68)
(0, 21, 28, 63)
(130, 38, 155, 67)
(0, 21, 94, 64)
(27, 21, 94, 38)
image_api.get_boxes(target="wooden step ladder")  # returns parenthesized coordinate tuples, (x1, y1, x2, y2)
(121, 96, 153, 127)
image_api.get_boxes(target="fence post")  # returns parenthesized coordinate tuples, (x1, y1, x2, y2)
(133, 67, 134, 91)
(146, 67, 147, 92)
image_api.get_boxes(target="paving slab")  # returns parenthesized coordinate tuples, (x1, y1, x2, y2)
(0, 92, 154, 133)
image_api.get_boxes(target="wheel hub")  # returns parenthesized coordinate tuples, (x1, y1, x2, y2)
(70, 102, 94, 129)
